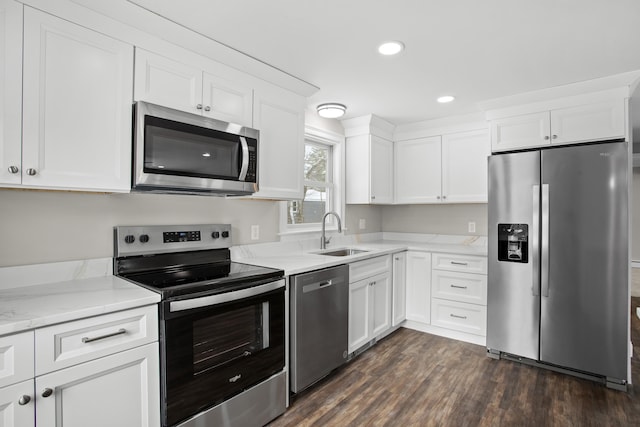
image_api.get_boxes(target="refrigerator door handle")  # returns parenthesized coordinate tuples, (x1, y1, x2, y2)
(541, 184, 550, 297)
(532, 185, 540, 296)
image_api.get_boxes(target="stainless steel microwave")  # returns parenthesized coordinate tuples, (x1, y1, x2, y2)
(132, 101, 259, 196)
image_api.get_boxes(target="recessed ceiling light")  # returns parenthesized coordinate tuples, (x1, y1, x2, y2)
(437, 95, 455, 103)
(378, 41, 404, 56)
(317, 103, 347, 119)
(202, 152, 211, 157)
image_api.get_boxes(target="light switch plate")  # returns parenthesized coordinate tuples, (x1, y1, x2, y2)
(359, 219, 366, 229)
(251, 225, 259, 240)
(468, 221, 476, 233)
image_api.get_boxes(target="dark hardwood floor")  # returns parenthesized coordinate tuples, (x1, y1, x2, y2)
(269, 298, 640, 426)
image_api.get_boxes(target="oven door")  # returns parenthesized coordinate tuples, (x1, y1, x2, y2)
(160, 279, 285, 427)
(133, 101, 258, 195)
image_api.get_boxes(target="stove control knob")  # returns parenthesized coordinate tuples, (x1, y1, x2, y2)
(124, 235, 135, 244)
(139, 234, 149, 243)
(221, 231, 229, 238)
(211, 231, 220, 239)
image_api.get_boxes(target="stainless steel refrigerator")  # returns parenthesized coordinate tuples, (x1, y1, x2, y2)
(487, 140, 629, 389)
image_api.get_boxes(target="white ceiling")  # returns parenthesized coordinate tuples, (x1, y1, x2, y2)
(130, 0, 640, 125)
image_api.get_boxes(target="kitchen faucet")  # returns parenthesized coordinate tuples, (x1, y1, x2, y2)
(320, 211, 342, 249)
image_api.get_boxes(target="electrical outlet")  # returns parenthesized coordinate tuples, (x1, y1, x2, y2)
(359, 218, 366, 230)
(250, 225, 259, 240)
(468, 221, 476, 233)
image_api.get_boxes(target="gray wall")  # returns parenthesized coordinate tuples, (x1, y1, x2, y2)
(0, 189, 280, 267)
(345, 204, 383, 234)
(381, 204, 488, 236)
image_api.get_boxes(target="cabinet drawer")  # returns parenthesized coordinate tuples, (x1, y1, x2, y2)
(0, 331, 34, 388)
(431, 298, 486, 336)
(35, 305, 158, 375)
(350, 255, 391, 283)
(432, 270, 487, 305)
(432, 253, 487, 274)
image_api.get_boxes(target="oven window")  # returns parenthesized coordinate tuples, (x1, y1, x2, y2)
(144, 116, 240, 179)
(192, 302, 269, 376)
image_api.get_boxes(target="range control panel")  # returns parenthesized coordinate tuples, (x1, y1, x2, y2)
(115, 224, 232, 257)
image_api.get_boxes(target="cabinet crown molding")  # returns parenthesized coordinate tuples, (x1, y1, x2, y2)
(394, 112, 487, 142)
(342, 114, 395, 140)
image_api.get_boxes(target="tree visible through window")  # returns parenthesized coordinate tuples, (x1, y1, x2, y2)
(287, 142, 333, 225)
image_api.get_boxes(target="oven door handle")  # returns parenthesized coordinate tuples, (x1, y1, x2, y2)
(169, 279, 285, 312)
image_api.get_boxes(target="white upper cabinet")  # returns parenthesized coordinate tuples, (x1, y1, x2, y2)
(134, 48, 253, 127)
(22, 7, 134, 192)
(549, 100, 625, 145)
(0, 0, 22, 186)
(490, 99, 625, 152)
(252, 83, 305, 200)
(346, 134, 394, 204)
(394, 129, 489, 204)
(441, 129, 490, 203)
(395, 136, 441, 204)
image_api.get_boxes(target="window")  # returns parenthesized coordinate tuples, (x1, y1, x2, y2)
(280, 128, 344, 234)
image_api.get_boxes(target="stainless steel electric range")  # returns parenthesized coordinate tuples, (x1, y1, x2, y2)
(114, 224, 286, 427)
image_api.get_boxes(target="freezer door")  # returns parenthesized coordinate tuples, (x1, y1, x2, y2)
(487, 150, 541, 359)
(540, 141, 628, 381)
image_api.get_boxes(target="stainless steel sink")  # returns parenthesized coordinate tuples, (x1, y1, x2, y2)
(319, 248, 369, 257)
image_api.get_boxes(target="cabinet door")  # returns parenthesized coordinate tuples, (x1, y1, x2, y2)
(405, 251, 431, 324)
(370, 135, 394, 204)
(490, 112, 550, 152)
(348, 278, 371, 354)
(134, 48, 203, 115)
(441, 129, 490, 203)
(0, 380, 35, 427)
(0, 331, 34, 388)
(0, 0, 22, 185)
(394, 136, 441, 203)
(22, 7, 133, 192)
(202, 71, 253, 127)
(550, 100, 625, 145)
(252, 85, 305, 200)
(35, 342, 160, 427)
(370, 273, 392, 338)
(392, 252, 407, 327)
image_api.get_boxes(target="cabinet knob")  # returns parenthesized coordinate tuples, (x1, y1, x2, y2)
(544, 135, 550, 140)
(371, 195, 376, 200)
(7, 165, 19, 174)
(204, 105, 211, 112)
(196, 104, 203, 110)
(442, 195, 447, 200)
(26, 168, 37, 176)
(18, 395, 31, 405)
(552, 134, 558, 139)
(42, 388, 53, 398)
(436, 195, 441, 200)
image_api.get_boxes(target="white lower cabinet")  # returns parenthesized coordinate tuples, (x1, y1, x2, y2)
(0, 379, 34, 426)
(392, 252, 407, 326)
(35, 343, 159, 427)
(0, 305, 160, 427)
(348, 255, 392, 354)
(405, 251, 431, 324)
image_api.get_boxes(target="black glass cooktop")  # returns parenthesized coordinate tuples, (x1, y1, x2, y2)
(115, 249, 283, 299)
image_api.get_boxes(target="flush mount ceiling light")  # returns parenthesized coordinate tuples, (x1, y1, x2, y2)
(378, 41, 404, 56)
(437, 95, 456, 103)
(317, 103, 347, 119)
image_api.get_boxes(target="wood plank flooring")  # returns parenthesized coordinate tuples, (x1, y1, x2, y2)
(268, 298, 640, 426)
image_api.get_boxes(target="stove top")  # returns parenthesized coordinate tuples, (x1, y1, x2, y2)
(113, 224, 284, 300)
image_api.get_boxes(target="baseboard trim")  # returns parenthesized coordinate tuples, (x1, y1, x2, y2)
(402, 320, 486, 347)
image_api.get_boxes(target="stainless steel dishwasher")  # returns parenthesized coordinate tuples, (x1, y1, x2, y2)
(290, 264, 349, 393)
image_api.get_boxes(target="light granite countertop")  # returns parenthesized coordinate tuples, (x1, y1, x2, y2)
(232, 233, 488, 276)
(0, 258, 160, 337)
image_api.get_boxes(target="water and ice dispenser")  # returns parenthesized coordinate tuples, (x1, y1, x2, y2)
(497, 224, 528, 263)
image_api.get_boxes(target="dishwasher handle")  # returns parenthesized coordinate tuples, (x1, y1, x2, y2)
(302, 278, 344, 293)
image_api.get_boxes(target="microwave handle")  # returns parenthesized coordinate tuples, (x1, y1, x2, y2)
(239, 136, 249, 181)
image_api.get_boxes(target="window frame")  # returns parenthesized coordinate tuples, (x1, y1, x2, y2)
(279, 126, 345, 235)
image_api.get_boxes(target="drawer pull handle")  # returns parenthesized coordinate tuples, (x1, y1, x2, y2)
(450, 261, 468, 266)
(450, 314, 467, 320)
(450, 285, 468, 289)
(82, 328, 126, 343)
